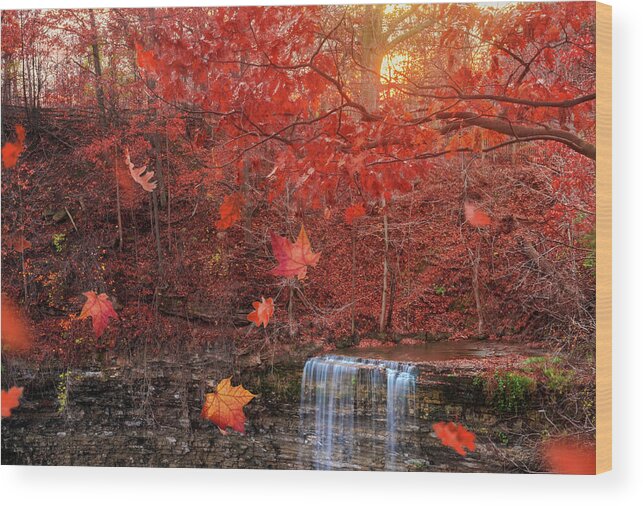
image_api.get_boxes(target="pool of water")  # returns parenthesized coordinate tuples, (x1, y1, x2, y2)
(338, 340, 543, 363)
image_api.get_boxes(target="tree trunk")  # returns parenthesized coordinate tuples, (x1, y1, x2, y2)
(89, 10, 107, 128)
(242, 158, 253, 245)
(350, 223, 357, 335)
(114, 146, 123, 251)
(379, 201, 389, 334)
(360, 5, 385, 113)
(471, 240, 485, 336)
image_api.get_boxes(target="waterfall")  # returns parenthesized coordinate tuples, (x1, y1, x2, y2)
(299, 355, 418, 470)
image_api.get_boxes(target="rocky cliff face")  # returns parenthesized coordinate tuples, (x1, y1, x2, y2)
(2, 349, 545, 472)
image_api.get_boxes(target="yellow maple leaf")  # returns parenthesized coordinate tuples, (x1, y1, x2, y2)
(201, 378, 256, 434)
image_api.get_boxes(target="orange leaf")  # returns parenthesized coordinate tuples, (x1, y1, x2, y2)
(201, 377, 256, 434)
(79, 291, 119, 337)
(1, 124, 26, 169)
(215, 192, 244, 230)
(124, 148, 157, 192)
(5, 234, 31, 253)
(344, 203, 366, 225)
(543, 438, 596, 474)
(270, 225, 321, 280)
(1, 386, 24, 418)
(1, 294, 33, 353)
(432, 421, 476, 456)
(464, 201, 491, 227)
(247, 297, 274, 328)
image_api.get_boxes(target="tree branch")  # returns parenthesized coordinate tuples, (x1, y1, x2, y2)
(436, 111, 596, 160)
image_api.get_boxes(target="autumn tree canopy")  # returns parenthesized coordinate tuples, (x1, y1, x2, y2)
(1, 3, 597, 354)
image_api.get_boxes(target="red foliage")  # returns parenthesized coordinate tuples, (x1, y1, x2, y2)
(432, 421, 476, 456)
(1, 387, 24, 418)
(344, 203, 366, 225)
(270, 225, 321, 280)
(464, 201, 492, 228)
(215, 192, 244, 230)
(543, 439, 596, 474)
(4, 234, 31, 253)
(1, 124, 26, 169)
(247, 297, 274, 328)
(79, 291, 119, 337)
(1, 295, 33, 353)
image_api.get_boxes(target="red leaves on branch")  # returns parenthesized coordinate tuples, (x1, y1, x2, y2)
(1, 124, 26, 169)
(432, 421, 476, 456)
(125, 148, 157, 192)
(344, 203, 366, 225)
(270, 225, 321, 280)
(1, 387, 24, 418)
(79, 291, 119, 337)
(543, 438, 596, 474)
(247, 297, 274, 328)
(1, 294, 33, 353)
(201, 378, 256, 434)
(464, 201, 492, 228)
(215, 192, 244, 230)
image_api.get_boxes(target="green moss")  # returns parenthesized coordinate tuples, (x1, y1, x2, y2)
(52, 233, 66, 253)
(543, 366, 575, 394)
(482, 371, 536, 414)
(520, 356, 575, 394)
(433, 285, 446, 296)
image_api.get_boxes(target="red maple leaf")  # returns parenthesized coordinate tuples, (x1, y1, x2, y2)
(79, 291, 119, 337)
(215, 192, 244, 230)
(247, 297, 274, 328)
(201, 378, 256, 434)
(344, 203, 366, 225)
(270, 225, 321, 280)
(1, 294, 33, 353)
(464, 201, 491, 227)
(1, 124, 26, 169)
(5, 234, 31, 253)
(543, 438, 596, 474)
(432, 421, 476, 456)
(1, 386, 24, 418)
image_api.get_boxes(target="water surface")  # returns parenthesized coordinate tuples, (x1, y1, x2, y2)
(339, 340, 543, 363)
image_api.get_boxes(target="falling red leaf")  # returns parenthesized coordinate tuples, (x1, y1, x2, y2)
(247, 297, 274, 328)
(5, 234, 31, 253)
(1, 387, 24, 418)
(432, 421, 476, 456)
(201, 377, 256, 434)
(1, 124, 26, 169)
(543, 438, 596, 474)
(215, 192, 244, 230)
(124, 148, 157, 192)
(270, 225, 321, 280)
(79, 291, 119, 337)
(464, 201, 492, 227)
(344, 203, 366, 225)
(1, 294, 33, 353)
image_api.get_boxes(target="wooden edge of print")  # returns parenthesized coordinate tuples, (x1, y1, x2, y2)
(595, 1, 612, 474)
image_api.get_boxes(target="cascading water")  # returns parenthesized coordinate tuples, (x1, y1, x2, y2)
(299, 355, 418, 470)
